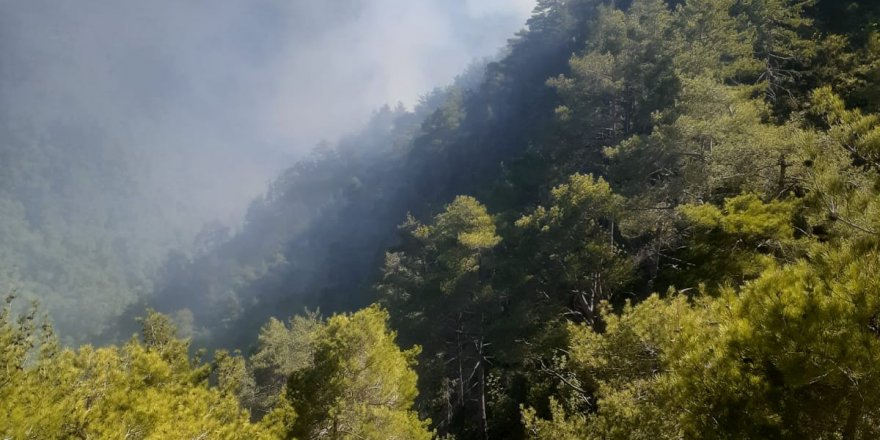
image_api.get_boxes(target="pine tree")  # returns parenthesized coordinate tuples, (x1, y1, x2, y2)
(379, 196, 502, 437)
(283, 305, 431, 440)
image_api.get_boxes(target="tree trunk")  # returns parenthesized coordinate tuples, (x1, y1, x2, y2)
(842, 395, 863, 440)
(457, 317, 465, 408)
(478, 336, 489, 440)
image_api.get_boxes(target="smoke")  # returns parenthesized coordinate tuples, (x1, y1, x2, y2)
(0, 0, 535, 226)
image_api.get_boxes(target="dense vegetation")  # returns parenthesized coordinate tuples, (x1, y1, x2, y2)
(0, 108, 265, 345)
(4, 0, 880, 438)
(0, 122, 174, 343)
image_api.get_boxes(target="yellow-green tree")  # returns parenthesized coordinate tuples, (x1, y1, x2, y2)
(249, 310, 322, 416)
(524, 238, 880, 439)
(0, 303, 268, 439)
(282, 305, 431, 440)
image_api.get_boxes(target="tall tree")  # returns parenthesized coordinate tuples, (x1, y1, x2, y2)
(282, 305, 431, 440)
(515, 173, 632, 326)
(380, 196, 502, 438)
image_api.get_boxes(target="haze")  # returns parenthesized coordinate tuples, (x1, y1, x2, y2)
(0, 0, 534, 342)
(0, 0, 535, 225)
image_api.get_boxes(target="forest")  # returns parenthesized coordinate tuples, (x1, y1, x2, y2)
(4, 0, 880, 438)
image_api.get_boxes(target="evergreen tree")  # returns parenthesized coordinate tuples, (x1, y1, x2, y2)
(380, 196, 502, 437)
(0, 300, 267, 439)
(282, 305, 431, 440)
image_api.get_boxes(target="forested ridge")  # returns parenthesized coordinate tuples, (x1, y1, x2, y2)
(5, 0, 880, 438)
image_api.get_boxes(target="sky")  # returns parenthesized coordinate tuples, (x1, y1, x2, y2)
(0, 0, 535, 225)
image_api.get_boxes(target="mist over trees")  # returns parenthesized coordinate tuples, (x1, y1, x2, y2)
(0, 0, 531, 344)
(5, 0, 880, 438)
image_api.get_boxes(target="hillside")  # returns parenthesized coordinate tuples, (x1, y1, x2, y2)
(5, 0, 880, 438)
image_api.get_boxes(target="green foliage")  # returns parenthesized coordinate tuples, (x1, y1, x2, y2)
(606, 76, 805, 204)
(249, 310, 322, 415)
(807, 32, 880, 112)
(514, 2, 880, 433)
(283, 305, 431, 439)
(379, 196, 501, 437)
(799, 88, 880, 244)
(8, 0, 880, 438)
(1, 301, 433, 439)
(680, 193, 795, 238)
(672, 194, 803, 287)
(549, 0, 678, 147)
(412, 195, 501, 292)
(0, 302, 267, 439)
(214, 349, 258, 411)
(516, 174, 632, 324)
(671, 0, 762, 81)
(525, 240, 880, 439)
(735, 0, 816, 110)
(811, 85, 880, 170)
